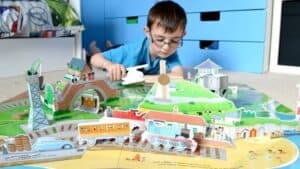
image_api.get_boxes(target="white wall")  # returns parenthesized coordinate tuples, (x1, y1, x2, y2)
(0, 37, 76, 77)
(0, 0, 82, 78)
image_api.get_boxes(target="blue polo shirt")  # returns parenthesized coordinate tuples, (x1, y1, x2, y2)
(102, 38, 181, 75)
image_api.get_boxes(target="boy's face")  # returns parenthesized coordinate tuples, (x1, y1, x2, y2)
(145, 24, 185, 59)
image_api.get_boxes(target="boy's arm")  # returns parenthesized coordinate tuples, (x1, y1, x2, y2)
(90, 53, 112, 70)
(91, 53, 126, 81)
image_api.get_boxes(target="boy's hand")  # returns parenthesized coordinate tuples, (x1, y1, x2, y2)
(106, 63, 126, 81)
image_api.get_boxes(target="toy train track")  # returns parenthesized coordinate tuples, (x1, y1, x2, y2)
(77, 110, 228, 160)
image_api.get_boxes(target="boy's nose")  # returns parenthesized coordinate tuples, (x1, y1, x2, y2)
(161, 43, 172, 49)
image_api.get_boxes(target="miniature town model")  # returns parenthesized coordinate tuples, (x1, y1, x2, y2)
(0, 59, 299, 168)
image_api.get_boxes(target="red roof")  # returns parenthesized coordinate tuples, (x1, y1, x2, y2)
(144, 111, 207, 126)
(112, 109, 144, 121)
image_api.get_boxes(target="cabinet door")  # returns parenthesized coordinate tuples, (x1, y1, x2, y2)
(177, 40, 265, 73)
(174, 0, 266, 12)
(105, 0, 156, 18)
(81, 0, 105, 50)
(104, 16, 147, 44)
(185, 10, 266, 41)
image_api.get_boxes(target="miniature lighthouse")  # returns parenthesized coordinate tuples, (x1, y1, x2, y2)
(297, 84, 300, 121)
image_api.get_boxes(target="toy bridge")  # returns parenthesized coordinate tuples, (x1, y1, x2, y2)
(55, 79, 118, 111)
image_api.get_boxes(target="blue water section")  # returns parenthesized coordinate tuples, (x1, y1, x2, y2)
(279, 135, 300, 169)
(275, 112, 296, 120)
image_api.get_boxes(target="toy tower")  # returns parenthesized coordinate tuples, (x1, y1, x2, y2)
(156, 60, 170, 100)
(27, 60, 49, 131)
(297, 84, 300, 121)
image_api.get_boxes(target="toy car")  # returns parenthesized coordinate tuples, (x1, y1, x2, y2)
(32, 137, 74, 151)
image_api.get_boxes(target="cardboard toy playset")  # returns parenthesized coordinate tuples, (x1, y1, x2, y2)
(0, 58, 299, 169)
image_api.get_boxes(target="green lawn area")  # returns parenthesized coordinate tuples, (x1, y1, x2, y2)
(276, 104, 294, 114)
(140, 80, 236, 114)
(54, 110, 100, 121)
(0, 106, 29, 136)
(140, 100, 236, 114)
(236, 117, 298, 127)
(104, 98, 133, 110)
(0, 120, 26, 136)
(0, 105, 100, 136)
(104, 84, 151, 110)
(170, 81, 217, 98)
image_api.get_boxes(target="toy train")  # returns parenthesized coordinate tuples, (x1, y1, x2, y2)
(78, 108, 146, 146)
(78, 118, 133, 146)
(77, 109, 206, 153)
(142, 111, 206, 152)
(78, 118, 146, 146)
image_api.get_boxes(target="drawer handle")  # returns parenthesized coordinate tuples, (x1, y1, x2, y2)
(126, 16, 138, 24)
(200, 12, 220, 21)
(199, 40, 219, 50)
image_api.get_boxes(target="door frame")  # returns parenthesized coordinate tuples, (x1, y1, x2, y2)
(269, 0, 300, 74)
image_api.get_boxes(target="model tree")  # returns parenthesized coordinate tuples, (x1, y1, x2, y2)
(44, 83, 55, 107)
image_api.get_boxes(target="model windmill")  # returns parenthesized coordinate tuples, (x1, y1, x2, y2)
(155, 60, 170, 100)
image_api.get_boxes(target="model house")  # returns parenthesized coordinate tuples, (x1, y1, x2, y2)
(194, 58, 229, 96)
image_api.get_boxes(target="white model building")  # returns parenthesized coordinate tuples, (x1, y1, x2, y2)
(194, 58, 228, 96)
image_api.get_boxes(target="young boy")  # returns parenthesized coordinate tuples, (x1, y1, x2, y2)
(91, 1, 187, 81)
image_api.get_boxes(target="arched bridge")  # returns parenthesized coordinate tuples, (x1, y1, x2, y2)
(55, 79, 118, 111)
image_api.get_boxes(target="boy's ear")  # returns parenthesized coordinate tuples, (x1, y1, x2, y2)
(144, 26, 150, 38)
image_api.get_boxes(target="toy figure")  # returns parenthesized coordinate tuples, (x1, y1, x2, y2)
(122, 64, 148, 85)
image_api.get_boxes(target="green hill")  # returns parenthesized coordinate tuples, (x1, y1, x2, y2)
(139, 80, 236, 116)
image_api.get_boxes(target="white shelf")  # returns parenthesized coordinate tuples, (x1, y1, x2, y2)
(0, 0, 82, 78)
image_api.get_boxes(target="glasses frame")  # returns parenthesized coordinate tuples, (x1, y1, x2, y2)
(149, 32, 183, 49)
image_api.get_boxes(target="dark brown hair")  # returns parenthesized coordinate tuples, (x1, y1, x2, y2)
(147, 1, 187, 33)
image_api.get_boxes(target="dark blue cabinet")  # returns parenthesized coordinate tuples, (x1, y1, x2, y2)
(81, 0, 105, 51)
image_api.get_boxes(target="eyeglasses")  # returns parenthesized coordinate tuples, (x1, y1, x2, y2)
(150, 32, 183, 49)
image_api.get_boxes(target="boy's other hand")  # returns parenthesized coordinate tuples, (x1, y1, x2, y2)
(106, 63, 126, 81)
